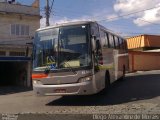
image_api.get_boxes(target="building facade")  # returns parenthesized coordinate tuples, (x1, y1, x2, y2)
(127, 34, 160, 51)
(127, 34, 160, 72)
(0, 0, 40, 87)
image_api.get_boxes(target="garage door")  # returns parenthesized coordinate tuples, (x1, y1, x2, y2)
(0, 57, 31, 87)
(0, 56, 31, 61)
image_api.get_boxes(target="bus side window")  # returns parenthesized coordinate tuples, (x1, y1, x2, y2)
(112, 35, 116, 48)
(114, 36, 119, 49)
(118, 37, 120, 49)
(100, 29, 109, 48)
(91, 23, 100, 39)
(108, 33, 115, 48)
(123, 39, 125, 50)
(106, 33, 110, 48)
(124, 40, 128, 51)
(119, 38, 123, 49)
(121, 39, 127, 50)
(100, 29, 105, 48)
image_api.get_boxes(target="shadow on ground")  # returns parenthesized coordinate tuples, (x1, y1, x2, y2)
(0, 86, 32, 95)
(46, 74, 160, 106)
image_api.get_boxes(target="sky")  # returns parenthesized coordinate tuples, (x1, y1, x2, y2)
(17, 0, 160, 37)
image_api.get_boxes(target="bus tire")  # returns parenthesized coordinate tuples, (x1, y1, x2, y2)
(99, 71, 110, 95)
(120, 65, 126, 81)
(105, 71, 110, 89)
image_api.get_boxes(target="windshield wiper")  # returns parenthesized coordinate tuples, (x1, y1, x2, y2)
(44, 65, 50, 74)
(58, 38, 77, 74)
(44, 62, 53, 74)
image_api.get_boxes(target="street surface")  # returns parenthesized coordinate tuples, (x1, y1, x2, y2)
(0, 71, 160, 115)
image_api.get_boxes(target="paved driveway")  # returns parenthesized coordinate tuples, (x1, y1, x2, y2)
(0, 71, 160, 114)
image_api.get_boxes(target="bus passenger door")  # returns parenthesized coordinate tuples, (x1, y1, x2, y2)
(93, 39, 105, 91)
(91, 23, 104, 91)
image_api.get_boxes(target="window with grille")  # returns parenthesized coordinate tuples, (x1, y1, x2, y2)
(11, 24, 29, 36)
(10, 52, 25, 56)
(0, 51, 5, 56)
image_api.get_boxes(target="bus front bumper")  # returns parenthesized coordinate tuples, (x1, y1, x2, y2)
(33, 81, 96, 96)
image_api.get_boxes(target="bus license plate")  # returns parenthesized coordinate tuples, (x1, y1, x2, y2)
(55, 89, 66, 93)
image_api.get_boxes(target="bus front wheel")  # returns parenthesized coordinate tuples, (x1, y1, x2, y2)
(99, 71, 110, 95)
(120, 65, 126, 81)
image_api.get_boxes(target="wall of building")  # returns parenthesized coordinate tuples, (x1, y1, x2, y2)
(0, 1, 40, 87)
(127, 35, 160, 50)
(0, 45, 32, 57)
(129, 51, 160, 72)
(127, 35, 145, 49)
(127, 35, 160, 72)
(144, 35, 160, 47)
(0, 1, 40, 45)
(0, 13, 40, 44)
(0, 2, 39, 16)
(0, 1, 40, 55)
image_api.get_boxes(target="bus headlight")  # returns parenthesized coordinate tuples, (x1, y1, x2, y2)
(33, 80, 42, 84)
(78, 76, 92, 83)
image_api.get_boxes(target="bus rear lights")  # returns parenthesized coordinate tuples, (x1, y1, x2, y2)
(78, 76, 92, 83)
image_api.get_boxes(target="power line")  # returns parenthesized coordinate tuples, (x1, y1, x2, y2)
(138, 19, 160, 25)
(107, 22, 160, 31)
(53, 7, 92, 16)
(98, 6, 160, 22)
(41, 7, 84, 18)
(51, 10, 82, 18)
(47, 5, 160, 27)
(48, 5, 160, 22)
(120, 32, 160, 35)
(50, 13, 74, 19)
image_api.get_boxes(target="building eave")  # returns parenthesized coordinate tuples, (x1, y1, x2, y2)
(0, 11, 41, 18)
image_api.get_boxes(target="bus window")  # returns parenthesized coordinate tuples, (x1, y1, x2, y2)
(105, 33, 110, 48)
(106, 33, 110, 48)
(123, 39, 128, 50)
(100, 29, 109, 48)
(114, 36, 119, 49)
(100, 29, 105, 47)
(108, 33, 115, 48)
(119, 38, 123, 49)
(122, 39, 126, 50)
(120, 39, 127, 50)
(91, 23, 100, 39)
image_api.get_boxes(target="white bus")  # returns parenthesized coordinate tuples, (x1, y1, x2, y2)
(32, 21, 128, 96)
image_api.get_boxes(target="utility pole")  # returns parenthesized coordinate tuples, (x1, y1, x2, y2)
(45, 0, 50, 26)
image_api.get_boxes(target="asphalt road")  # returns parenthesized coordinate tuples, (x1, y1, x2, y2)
(0, 71, 160, 117)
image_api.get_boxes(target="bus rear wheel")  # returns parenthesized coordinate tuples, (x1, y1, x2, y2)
(105, 71, 110, 90)
(120, 65, 126, 81)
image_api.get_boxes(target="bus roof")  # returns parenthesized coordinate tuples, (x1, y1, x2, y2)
(37, 20, 125, 39)
(37, 21, 96, 31)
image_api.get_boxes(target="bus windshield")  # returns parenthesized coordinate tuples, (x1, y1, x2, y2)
(33, 24, 91, 71)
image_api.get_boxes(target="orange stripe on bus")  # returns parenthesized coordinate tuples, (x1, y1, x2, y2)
(32, 73, 48, 79)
